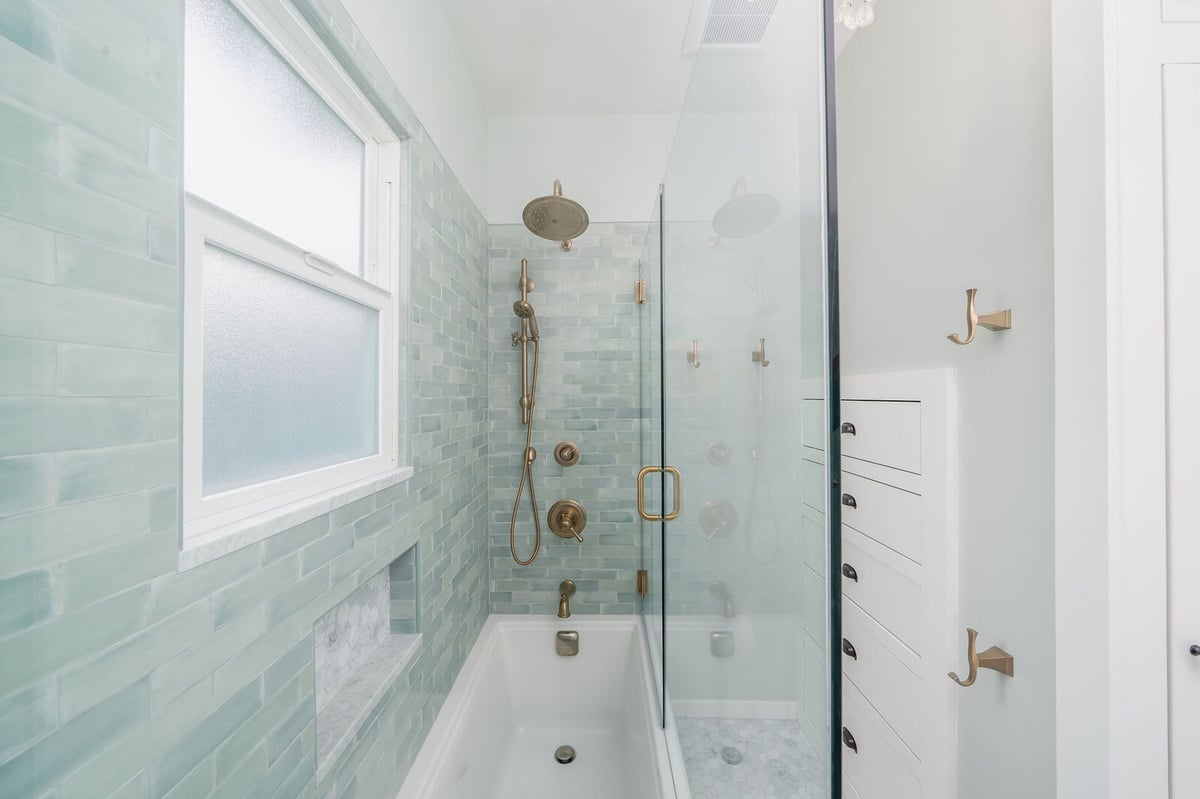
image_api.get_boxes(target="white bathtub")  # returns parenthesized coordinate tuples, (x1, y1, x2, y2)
(397, 615, 675, 799)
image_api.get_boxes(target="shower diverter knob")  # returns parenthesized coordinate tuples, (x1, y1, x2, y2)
(548, 500, 587, 542)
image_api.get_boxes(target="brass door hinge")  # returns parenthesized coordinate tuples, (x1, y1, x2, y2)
(635, 279, 647, 304)
(637, 569, 648, 599)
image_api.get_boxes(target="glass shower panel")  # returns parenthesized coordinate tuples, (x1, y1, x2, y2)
(652, 0, 833, 796)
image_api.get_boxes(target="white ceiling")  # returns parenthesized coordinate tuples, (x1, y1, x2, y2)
(442, 0, 700, 115)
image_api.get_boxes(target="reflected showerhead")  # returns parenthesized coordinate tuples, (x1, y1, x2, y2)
(523, 179, 589, 251)
(513, 300, 539, 338)
(712, 177, 780, 239)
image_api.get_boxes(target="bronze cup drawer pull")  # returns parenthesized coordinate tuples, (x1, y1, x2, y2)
(841, 493, 857, 509)
(842, 563, 858, 582)
(842, 638, 858, 660)
(841, 422, 857, 435)
(842, 727, 858, 753)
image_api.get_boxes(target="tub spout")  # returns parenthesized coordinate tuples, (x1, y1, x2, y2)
(557, 579, 576, 619)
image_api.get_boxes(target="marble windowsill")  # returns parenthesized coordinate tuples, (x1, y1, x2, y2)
(178, 466, 414, 571)
(315, 632, 421, 781)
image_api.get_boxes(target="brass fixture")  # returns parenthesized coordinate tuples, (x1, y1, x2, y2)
(706, 441, 731, 466)
(557, 580, 576, 619)
(636, 568, 648, 599)
(751, 338, 771, 367)
(508, 258, 543, 566)
(687, 339, 701, 368)
(553, 441, 581, 467)
(635, 279, 647, 305)
(710, 631, 735, 658)
(699, 499, 738, 542)
(555, 630, 579, 656)
(948, 628, 1015, 686)
(637, 465, 682, 521)
(709, 581, 737, 618)
(554, 743, 577, 763)
(947, 288, 1013, 345)
(548, 500, 586, 542)
(522, 179, 589, 252)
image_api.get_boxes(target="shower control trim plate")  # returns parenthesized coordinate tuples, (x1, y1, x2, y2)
(555, 630, 579, 657)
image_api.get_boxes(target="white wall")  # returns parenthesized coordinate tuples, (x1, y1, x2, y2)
(486, 114, 677, 224)
(339, 0, 489, 213)
(835, 0, 1056, 795)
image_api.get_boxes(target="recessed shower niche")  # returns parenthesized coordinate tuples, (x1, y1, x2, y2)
(314, 545, 421, 775)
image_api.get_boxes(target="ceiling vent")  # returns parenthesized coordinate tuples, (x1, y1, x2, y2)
(697, 0, 779, 47)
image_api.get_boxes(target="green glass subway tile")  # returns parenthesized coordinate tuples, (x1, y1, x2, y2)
(262, 515, 331, 564)
(109, 770, 149, 799)
(0, 216, 54, 283)
(328, 542, 374, 585)
(0, 99, 57, 173)
(0, 680, 56, 763)
(0, 276, 150, 349)
(161, 755, 212, 799)
(147, 308, 178, 353)
(0, 490, 151, 579)
(214, 664, 306, 776)
(329, 495, 374, 528)
(148, 397, 178, 442)
(0, 585, 149, 694)
(212, 554, 299, 629)
(57, 441, 176, 504)
(56, 344, 176, 398)
(248, 729, 305, 799)
(265, 566, 329, 628)
(57, 529, 178, 614)
(210, 618, 300, 707)
(59, 679, 210, 799)
(55, 233, 178, 307)
(299, 524, 353, 576)
(0, 337, 55, 397)
(58, 128, 176, 219)
(57, 600, 209, 723)
(210, 742, 266, 799)
(150, 543, 260, 622)
(265, 693, 313, 764)
(0, 569, 52, 637)
(147, 216, 176, 266)
(0, 158, 147, 254)
(352, 505, 393, 540)
(0, 453, 55, 516)
(263, 633, 313, 698)
(150, 677, 262, 799)
(0, 679, 151, 799)
(0, 0, 58, 63)
(147, 127, 177, 177)
(150, 608, 264, 709)
(148, 486, 177, 533)
(59, 28, 177, 134)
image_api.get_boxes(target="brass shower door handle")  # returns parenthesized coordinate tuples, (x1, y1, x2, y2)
(637, 466, 682, 521)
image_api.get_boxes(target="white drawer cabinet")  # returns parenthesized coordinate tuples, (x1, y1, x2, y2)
(842, 600, 923, 755)
(841, 680, 922, 799)
(840, 399, 922, 474)
(842, 527, 922, 654)
(841, 470, 923, 563)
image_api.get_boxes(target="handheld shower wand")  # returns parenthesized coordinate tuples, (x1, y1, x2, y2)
(510, 260, 542, 565)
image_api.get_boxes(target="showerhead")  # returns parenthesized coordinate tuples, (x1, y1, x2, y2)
(712, 177, 780, 239)
(513, 300, 539, 338)
(522, 179, 589, 251)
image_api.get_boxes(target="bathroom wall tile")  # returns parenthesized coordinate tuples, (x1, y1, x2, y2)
(0, 98, 57, 173)
(0, 682, 57, 765)
(211, 554, 299, 629)
(210, 742, 266, 799)
(56, 344, 176, 398)
(0, 679, 151, 799)
(300, 524, 355, 576)
(151, 610, 265, 708)
(0, 216, 55, 283)
(0, 1, 58, 63)
(263, 633, 314, 699)
(0, 454, 55, 517)
(0, 337, 53, 399)
(57, 441, 176, 504)
(0, 585, 149, 692)
(109, 770, 149, 799)
(161, 756, 213, 799)
(214, 665, 308, 779)
(149, 544, 260, 621)
(55, 234, 178, 307)
(0, 396, 153, 458)
(56, 600, 210, 723)
(58, 128, 177, 219)
(0, 491, 151, 578)
(57, 531, 177, 613)
(0, 569, 52, 638)
(0, 277, 151, 349)
(59, 27, 177, 134)
(265, 565, 331, 628)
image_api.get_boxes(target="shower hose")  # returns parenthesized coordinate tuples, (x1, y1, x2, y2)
(510, 337, 541, 565)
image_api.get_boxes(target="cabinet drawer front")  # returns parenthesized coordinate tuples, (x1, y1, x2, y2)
(841, 400, 921, 474)
(842, 603, 923, 757)
(841, 470, 922, 564)
(842, 529, 922, 654)
(841, 681, 921, 799)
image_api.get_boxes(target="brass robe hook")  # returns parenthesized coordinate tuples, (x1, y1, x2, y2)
(947, 288, 1012, 345)
(948, 628, 1014, 687)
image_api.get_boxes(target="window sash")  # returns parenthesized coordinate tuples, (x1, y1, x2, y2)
(182, 198, 399, 542)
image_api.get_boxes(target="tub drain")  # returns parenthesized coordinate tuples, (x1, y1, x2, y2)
(555, 745, 576, 764)
(721, 746, 743, 766)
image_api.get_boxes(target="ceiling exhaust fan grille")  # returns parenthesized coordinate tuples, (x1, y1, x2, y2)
(702, 0, 779, 45)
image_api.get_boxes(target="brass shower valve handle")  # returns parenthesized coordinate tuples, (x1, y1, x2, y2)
(948, 627, 1015, 687)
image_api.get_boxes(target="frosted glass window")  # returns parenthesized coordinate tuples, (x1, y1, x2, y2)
(185, 0, 365, 273)
(202, 244, 379, 495)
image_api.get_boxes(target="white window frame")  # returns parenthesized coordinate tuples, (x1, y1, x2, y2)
(182, 0, 407, 544)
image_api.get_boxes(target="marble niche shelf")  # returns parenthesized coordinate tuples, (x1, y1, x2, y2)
(315, 545, 420, 777)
